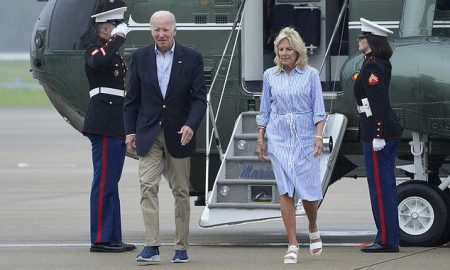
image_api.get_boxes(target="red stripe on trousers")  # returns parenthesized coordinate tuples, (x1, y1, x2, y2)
(372, 150, 387, 245)
(96, 136, 108, 243)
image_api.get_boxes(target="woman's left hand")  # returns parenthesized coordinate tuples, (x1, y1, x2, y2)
(313, 137, 323, 157)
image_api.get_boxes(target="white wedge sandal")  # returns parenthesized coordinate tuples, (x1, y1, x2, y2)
(309, 231, 323, 256)
(283, 245, 299, 264)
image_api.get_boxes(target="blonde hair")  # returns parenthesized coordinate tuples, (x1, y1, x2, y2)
(273, 27, 308, 71)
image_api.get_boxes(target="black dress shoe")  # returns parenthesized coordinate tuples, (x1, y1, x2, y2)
(121, 242, 137, 251)
(360, 243, 399, 253)
(90, 242, 135, 253)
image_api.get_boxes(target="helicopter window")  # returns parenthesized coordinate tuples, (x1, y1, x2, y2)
(48, 0, 99, 50)
(194, 14, 208, 24)
(215, 14, 229, 24)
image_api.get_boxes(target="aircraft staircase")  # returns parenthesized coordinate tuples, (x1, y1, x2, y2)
(199, 112, 348, 227)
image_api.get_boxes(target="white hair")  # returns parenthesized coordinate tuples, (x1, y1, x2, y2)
(150, 10, 176, 30)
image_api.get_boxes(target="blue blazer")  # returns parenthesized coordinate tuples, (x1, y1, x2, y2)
(124, 43, 207, 158)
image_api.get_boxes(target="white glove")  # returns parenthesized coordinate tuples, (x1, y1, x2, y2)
(373, 138, 386, 151)
(111, 23, 129, 37)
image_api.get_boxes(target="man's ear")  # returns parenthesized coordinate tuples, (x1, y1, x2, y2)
(174, 27, 177, 36)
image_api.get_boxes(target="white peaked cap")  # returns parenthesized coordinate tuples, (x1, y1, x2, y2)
(91, 7, 127, 23)
(360, 18, 393, 37)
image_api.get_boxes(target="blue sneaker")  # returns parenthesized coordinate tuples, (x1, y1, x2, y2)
(171, 249, 189, 263)
(136, 246, 160, 263)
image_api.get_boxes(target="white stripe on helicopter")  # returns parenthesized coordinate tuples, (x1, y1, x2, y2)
(349, 20, 450, 29)
(127, 15, 241, 31)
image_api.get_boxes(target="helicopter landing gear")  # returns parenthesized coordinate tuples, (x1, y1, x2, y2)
(397, 181, 448, 246)
(397, 132, 450, 246)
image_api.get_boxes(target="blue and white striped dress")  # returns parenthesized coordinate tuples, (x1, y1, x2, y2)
(256, 65, 326, 201)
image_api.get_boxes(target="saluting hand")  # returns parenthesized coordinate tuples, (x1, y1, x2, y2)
(178, 125, 194, 146)
(111, 23, 129, 38)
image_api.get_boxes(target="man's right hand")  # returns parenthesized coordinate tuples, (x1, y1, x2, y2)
(125, 134, 136, 152)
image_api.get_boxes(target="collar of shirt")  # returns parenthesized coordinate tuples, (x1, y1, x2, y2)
(275, 66, 304, 76)
(154, 41, 175, 56)
(154, 41, 175, 99)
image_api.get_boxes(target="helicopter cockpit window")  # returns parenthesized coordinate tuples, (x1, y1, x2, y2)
(48, 0, 99, 50)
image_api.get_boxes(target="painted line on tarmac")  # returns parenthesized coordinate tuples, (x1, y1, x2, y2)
(264, 230, 376, 236)
(16, 163, 77, 168)
(0, 231, 376, 248)
(0, 242, 365, 248)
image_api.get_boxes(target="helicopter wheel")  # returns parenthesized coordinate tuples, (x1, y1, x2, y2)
(438, 188, 450, 245)
(397, 181, 448, 246)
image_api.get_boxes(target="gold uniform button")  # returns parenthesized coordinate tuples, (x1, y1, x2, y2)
(109, 101, 112, 105)
(377, 128, 381, 131)
(159, 121, 162, 125)
(162, 105, 166, 109)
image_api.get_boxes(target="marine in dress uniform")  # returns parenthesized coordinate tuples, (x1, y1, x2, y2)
(82, 0, 135, 253)
(354, 18, 402, 253)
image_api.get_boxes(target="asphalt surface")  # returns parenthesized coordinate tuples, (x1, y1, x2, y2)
(0, 108, 448, 270)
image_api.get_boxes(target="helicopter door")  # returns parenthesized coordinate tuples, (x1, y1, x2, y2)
(241, 0, 348, 93)
(240, 0, 264, 93)
(241, 0, 322, 93)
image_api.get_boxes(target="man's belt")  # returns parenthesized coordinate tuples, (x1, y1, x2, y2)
(356, 98, 372, 117)
(89, 87, 125, 98)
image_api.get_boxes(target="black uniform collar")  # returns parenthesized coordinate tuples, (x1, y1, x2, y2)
(363, 52, 375, 65)
(364, 51, 374, 58)
(96, 36, 108, 45)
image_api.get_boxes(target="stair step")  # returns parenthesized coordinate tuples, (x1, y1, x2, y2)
(234, 134, 259, 139)
(216, 179, 277, 185)
(241, 111, 258, 134)
(216, 179, 278, 203)
(208, 202, 280, 209)
(225, 156, 274, 180)
(226, 156, 269, 161)
(233, 135, 266, 156)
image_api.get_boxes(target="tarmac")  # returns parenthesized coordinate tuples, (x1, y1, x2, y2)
(0, 108, 448, 270)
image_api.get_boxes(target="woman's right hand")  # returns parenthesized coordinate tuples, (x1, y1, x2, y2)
(256, 140, 266, 161)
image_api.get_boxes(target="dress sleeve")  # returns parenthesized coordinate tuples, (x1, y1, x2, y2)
(256, 70, 272, 127)
(310, 68, 326, 125)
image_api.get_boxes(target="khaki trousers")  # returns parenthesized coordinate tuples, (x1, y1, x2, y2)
(138, 129, 190, 250)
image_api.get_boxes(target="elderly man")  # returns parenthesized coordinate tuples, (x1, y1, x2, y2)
(124, 10, 207, 263)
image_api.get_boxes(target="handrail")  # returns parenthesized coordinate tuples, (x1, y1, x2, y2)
(205, 0, 247, 205)
(319, 0, 348, 114)
(319, 0, 349, 74)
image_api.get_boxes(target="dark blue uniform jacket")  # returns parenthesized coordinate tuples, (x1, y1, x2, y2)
(354, 54, 402, 142)
(82, 35, 127, 139)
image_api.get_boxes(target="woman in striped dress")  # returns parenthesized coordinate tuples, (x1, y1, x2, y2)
(256, 27, 326, 264)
